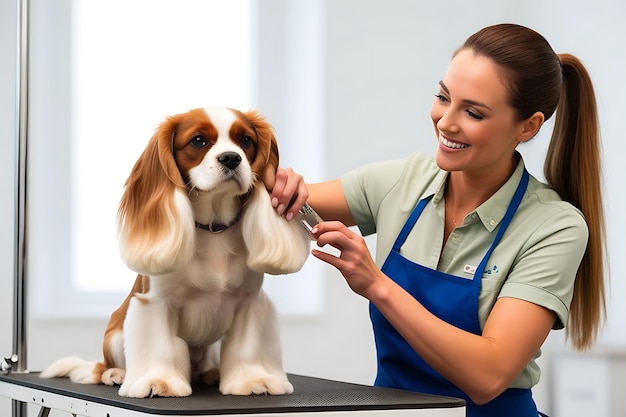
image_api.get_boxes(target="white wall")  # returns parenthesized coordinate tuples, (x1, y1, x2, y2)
(321, 2, 626, 413)
(1, 1, 625, 416)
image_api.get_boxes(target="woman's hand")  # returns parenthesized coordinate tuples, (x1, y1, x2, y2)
(310, 221, 383, 299)
(270, 167, 308, 221)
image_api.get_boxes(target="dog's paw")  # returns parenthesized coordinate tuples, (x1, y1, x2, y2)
(220, 374, 294, 396)
(118, 375, 192, 398)
(101, 368, 125, 386)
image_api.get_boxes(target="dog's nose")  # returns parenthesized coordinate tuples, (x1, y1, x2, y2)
(218, 152, 242, 170)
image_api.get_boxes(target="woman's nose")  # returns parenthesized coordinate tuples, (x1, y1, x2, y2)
(436, 108, 459, 133)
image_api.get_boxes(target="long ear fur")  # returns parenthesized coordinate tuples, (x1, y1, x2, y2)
(117, 116, 195, 276)
(241, 185, 310, 275)
(241, 111, 310, 274)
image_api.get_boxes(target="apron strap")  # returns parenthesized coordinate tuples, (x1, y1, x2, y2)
(391, 195, 433, 252)
(391, 168, 529, 279)
(474, 168, 529, 281)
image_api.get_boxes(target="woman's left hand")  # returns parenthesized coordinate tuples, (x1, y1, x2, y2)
(311, 221, 383, 299)
(270, 166, 308, 221)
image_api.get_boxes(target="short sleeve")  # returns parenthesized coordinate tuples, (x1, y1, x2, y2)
(341, 159, 408, 236)
(341, 153, 444, 237)
(498, 204, 589, 329)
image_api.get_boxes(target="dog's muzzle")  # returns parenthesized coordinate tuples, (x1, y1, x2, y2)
(218, 152, 242, 170)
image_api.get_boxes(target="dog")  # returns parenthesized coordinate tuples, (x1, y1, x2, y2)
(41, 107, 311, 397)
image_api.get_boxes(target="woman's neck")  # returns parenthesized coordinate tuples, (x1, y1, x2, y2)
(445, 153, 519, 214)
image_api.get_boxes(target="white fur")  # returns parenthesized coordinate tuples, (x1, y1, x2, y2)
(118, 190, 196, 276)
(243, 185, 310, 274)
(41, 107, 310, 397)
(40, 357, 100, 384)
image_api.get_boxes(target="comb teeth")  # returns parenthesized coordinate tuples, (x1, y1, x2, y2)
(295, 203, 324, 234)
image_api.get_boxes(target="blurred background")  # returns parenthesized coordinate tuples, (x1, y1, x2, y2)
(1, 1, 624, 416)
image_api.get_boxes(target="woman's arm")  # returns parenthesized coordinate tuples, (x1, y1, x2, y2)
(372, 279, 555, 404)
(310, 221, 556, 405)
(307, 181, 355, 226)
(273, 167, 557, 404)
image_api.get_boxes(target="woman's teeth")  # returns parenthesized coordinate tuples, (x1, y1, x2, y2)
(441, 136, 469, 149)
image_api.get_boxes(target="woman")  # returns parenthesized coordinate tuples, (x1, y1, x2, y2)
(271, 23, 606, 416)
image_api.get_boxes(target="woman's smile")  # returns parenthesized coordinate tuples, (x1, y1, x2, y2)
(440, 134, 469, 150)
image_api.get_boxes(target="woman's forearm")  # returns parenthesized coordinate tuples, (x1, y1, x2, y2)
(366, 273, 554, 404)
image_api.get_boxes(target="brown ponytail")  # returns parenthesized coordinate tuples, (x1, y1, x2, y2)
(545, 54, 607, 350)
(461, 24, 607, 350)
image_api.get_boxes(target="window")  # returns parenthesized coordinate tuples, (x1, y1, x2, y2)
(73, 0, 252, 293)
(30, 0, 324, 319)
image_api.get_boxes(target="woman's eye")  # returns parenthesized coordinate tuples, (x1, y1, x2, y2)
(190, 135, 208, 148)
(240, 135, 253, 149)
(434, 94, 449, 103)
(466, 110, 483, 120)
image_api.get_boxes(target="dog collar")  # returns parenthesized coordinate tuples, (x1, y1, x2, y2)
(193, 192, 250, 233)
(194, 215, 240, 234)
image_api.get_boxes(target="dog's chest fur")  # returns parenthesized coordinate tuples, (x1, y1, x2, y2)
(147, 225, 262, 347)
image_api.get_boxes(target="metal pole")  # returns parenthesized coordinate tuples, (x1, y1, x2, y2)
(12, 0, 30, 414)
(14, 0, 29, 373)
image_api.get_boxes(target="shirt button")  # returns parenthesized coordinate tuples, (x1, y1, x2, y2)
(489, 219, 496, 226)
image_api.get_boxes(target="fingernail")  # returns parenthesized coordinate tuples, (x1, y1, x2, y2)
(286, 212, 293, 221)
(271, 198, 278, 208)
(310, 227, 318, 234)
(277, 204, 285, 214)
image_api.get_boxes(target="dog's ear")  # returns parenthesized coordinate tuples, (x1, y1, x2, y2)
(245, 110, 279, 191)
(238, 111, 309, 274)
(117, 114, 195, 276)
(241, 185, 311, 275)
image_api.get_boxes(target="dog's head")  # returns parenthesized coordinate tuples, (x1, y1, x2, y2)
(169, 107, 279, 195)
(117, 108, 280, 275)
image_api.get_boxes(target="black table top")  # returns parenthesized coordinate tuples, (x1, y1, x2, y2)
(0, 372, 464, 415)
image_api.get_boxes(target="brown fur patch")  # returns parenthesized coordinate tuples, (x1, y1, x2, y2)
(149, 378, 181, 398)
(103, 275, 149, 368)
(200, 368, 220, 386)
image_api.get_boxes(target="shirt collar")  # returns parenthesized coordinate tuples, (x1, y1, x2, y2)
(431, 171, 448, 206)
(431, 152, 527, 232)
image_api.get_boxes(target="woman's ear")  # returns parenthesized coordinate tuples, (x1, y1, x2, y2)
(518, 111, 545, 143)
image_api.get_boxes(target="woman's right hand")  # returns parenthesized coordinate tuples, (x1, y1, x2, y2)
(270, 167, 308, 221)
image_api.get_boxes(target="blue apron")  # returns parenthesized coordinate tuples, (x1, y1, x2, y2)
(371, 169, 541, 417)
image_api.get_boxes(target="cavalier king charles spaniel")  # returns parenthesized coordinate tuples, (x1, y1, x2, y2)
(41, 107, 311, 397)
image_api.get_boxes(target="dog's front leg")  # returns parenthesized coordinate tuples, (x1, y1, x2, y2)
(219, 290, 293, 395)
(118, 295, 192, 398)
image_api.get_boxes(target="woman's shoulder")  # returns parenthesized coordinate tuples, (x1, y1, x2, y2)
(405, 152, 440, 173)
(522, 174, 588, 233)
(527, 175, 583, 212)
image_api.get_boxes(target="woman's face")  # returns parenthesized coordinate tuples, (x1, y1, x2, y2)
(430, 49, 526, 180)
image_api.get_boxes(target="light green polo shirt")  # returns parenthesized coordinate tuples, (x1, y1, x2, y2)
(341, 152, 589, 389)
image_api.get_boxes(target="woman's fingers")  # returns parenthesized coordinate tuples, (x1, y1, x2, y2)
(311, 221, 380, 297)
(271, 167, 308, 220)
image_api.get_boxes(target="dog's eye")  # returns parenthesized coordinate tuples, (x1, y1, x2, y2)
(190, 135, 208, 148)
(240, 135, 253, 149)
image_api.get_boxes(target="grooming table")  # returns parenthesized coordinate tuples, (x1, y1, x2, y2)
(0, 372, 465, 416)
